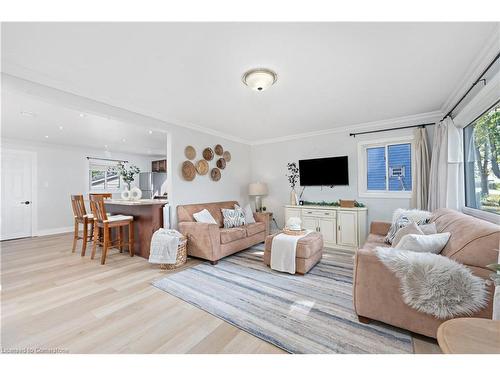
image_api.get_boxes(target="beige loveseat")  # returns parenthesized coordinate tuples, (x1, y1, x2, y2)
(177, 201, 268, 264)
(354, 208, 499, 338)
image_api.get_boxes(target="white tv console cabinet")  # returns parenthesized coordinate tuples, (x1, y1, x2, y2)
(284, 205, 368, 251)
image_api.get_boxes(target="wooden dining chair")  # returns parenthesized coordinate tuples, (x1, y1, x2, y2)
(70, 194, 94, 256)
(89, 195, 134, 265)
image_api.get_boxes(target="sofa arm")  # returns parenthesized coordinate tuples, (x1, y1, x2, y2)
(370, 221, 391, 236)
(254, 212, 271, 236)
(178, 221, 221, 261)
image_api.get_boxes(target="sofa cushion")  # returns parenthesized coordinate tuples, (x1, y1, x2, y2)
(245, 222, 265, 237)
(431, 209, 499, 268)
(362, 233, 389, 251)
(220, 227, 246, 244)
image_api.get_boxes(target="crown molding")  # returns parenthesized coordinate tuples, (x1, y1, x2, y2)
(440, 24, 500, 116)
(2, 73, 444, 147)
(249, 110, 443, 146)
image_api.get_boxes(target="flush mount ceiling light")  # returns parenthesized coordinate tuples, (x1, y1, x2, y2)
(242, 68, 277, 91)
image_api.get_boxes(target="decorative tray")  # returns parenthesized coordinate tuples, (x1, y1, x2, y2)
(283, 228, 307, 236)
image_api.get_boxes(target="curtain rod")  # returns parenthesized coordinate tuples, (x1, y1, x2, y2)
(349, 122, 435, 138)
(86, 157, 128, 163)
(442, 50, 500, 121)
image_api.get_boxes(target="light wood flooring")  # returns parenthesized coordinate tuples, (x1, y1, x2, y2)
(1, 233, 440, 354)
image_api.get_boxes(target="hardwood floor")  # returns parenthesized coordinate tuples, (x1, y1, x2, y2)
(1, 233, 440, 354)
(1, 233, 284, 354)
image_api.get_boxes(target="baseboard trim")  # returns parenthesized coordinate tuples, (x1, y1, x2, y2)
(36, 226, 74, 237)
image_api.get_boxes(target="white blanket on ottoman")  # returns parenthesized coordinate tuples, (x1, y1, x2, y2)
(271, 231, 310, 274)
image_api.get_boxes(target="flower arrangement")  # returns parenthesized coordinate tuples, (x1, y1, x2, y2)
(286, 162, 299, 190)
(301, 200, 366, 207)
(112, 163, 141, 190)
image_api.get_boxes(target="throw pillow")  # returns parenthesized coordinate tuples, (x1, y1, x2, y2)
(391, 222, 424, 247)
(395, 232, 451, 254)
(221, 208, 246, 228)
(193, 209, 217, 224)
(385, 209, 432, 244)
(420, 222, 437, 235)
(235, 203, 255, 224)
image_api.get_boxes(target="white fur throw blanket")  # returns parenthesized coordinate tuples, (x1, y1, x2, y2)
(375, 247, 488, 319)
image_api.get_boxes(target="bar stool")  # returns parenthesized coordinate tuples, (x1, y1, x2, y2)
(89, 195, 134, 265)
(70, 194, 94, 256)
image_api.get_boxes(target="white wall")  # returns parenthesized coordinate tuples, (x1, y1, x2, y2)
(251, 127, 434, 227)
(2, 75, 253, 233)
(1, 138, 161, 235)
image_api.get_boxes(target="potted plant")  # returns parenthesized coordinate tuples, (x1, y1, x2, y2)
(113, 163, 141, 191)
(286, 162, 299, 206)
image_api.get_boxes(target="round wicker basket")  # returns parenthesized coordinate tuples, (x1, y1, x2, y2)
(160, 236, 188, 270)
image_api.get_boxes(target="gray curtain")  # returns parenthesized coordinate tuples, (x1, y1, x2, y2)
(411, 127, 430, 210)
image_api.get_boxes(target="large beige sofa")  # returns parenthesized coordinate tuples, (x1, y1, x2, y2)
(177, 201, 268, 264)
(354, 208, 499, 338)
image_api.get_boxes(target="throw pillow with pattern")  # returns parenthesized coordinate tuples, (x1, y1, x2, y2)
(385, 209, 431, 244)
(221, 208, 246, 228)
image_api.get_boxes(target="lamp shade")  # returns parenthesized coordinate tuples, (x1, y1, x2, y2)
(248, 182, 268, 196)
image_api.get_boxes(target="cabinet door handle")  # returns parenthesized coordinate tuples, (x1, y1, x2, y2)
(338, 225, 341, 231)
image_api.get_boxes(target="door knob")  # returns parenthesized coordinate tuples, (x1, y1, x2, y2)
(20, 201, 31, 205)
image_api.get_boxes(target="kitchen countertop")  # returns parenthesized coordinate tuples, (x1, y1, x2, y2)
(104, 199, 168, 206)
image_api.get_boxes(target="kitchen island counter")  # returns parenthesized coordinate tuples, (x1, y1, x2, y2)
(104, 200, 168, 258)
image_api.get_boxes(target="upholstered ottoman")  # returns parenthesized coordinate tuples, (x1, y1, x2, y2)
(263, 232, 324, 274)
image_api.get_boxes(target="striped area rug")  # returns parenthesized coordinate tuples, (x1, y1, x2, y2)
(152, 245, 413, 354)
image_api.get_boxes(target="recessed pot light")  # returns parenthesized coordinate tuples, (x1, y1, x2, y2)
(148, 130, 153, 135)
(44, 135, 49, 139)
(79, 113, 85, 117)
(58, 125, 64, 130)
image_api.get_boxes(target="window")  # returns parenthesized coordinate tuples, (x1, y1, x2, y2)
(89, 161, 121, 191)
(358, 136, 413, 198)
(463, 102, 499, 216)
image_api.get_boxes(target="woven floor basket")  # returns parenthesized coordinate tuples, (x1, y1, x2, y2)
(160, 236, 188, 270)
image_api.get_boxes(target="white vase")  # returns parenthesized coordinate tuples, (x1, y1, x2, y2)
(290, 190, 297, 206)
(121, 189, 131, 200)
(130, 187, 142, 201)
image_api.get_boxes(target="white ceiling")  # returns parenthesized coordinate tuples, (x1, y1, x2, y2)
(1, 22, 498, 143)
(1, 90, 167, 157)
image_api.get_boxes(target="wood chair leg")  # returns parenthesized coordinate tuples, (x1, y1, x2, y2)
(89, 222, 94, 242)
(81, 220, 88, 257)
(101, 224, 109, 265)
(118, 226, 123, 253)
(128, 221, 134, 257)
(90, 223, 99, 260)
(72, 219, 78, 253)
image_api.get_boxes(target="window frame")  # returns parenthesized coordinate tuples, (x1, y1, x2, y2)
(357, 135, 415, 199)
(88, 161, 122, 193)
(462, 100, 500, 220)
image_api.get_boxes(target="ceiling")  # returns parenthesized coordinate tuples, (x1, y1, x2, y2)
(1, 90, 167, 157)
(1, 22, 497, 143)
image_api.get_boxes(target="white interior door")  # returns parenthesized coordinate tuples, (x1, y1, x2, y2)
(1, 150, 34, 240)
(337, 211, 358, 247)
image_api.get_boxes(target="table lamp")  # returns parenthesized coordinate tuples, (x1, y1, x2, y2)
(248, 182, 268, 212)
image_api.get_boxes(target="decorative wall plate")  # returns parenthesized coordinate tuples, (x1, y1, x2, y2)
(223, 150, 231, 162)
(195, 159, 209, 175)
(216, 158, 226, 169)
(202, 147, 214, 161)
(182, 161, 196, 181)
(214, 144, 224, 156)
(210, 168, 221, 181)
(184, 145, 196, 160)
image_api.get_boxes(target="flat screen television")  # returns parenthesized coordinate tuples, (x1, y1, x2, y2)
(299, 156, 349, 186)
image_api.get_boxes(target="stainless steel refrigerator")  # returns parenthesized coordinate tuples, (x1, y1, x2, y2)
(139, 172, 167, 199)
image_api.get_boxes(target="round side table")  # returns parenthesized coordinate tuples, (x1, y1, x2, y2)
(437, 318, 500, 354)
